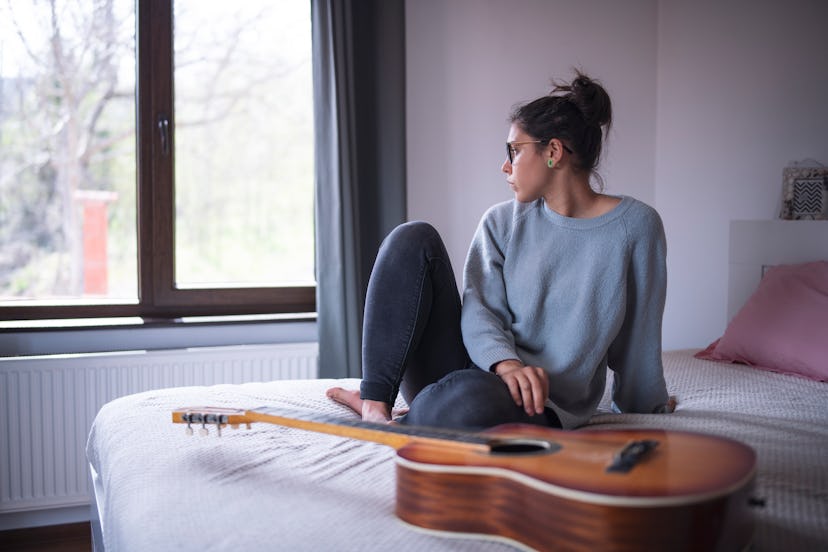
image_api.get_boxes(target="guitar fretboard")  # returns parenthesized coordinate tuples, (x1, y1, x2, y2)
(175, 406, 562, 454)
(250, 406, 493, 448)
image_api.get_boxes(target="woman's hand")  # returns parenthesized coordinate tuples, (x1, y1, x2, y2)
(493, 360, 549, 416)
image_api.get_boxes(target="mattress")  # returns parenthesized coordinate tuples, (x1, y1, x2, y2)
(86, 350, 828, 551)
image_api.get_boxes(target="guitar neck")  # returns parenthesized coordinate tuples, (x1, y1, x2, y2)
(173, 406, 492, 453)
(248, 407, 492, 452)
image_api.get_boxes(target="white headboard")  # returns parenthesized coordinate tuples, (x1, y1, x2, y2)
(728, 220, 828, 320)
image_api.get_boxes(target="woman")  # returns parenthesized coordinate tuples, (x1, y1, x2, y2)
(328, 72, 674, 430)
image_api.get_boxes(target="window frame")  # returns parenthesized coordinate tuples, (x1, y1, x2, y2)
(1, 0, 316, 322)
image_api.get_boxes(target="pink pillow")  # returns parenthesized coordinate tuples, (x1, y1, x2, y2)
(696, 261, 828, 381)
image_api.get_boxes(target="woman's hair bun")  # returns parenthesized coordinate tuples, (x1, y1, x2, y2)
(572, 75, 593, 90)
(551, 70, 612, 131)
(509, 69, 613, 178)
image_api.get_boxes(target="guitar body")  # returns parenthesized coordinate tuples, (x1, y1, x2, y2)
(394, 425, 755, 552)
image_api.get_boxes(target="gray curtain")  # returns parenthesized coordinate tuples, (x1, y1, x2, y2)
(312, 0, 406, 378)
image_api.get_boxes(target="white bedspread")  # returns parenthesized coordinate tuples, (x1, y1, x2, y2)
(592, 351, 828, 551)
(86, 350, 828, 551)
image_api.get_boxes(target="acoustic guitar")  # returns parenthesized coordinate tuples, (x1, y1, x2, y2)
(172, 406, 756, 552)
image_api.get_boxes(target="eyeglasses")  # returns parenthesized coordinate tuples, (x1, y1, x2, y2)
(506, 139, 573, 164)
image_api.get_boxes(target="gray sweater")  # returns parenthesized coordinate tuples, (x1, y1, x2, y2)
(461, 196, 669, 429)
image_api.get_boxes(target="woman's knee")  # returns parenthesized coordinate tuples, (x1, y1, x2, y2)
(381, 221, 443, 256)
(403, 369, 534, 430)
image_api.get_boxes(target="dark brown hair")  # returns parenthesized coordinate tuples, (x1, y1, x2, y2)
(510, 71, 612, 182)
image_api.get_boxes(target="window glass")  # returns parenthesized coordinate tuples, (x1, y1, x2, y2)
(0, 0, 137, 304)
(173, 0, 315, 288)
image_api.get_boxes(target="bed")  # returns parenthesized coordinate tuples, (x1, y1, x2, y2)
(87, 221, 828, 551)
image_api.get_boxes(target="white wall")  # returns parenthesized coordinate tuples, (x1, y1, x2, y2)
(406, 0, 658, 285)
(655, 0, 828, 348)
(406, 0, 828, 349)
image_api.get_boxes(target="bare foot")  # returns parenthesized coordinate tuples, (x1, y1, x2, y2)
(326, 387, 392, 424)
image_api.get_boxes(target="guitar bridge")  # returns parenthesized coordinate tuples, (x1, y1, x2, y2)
(606, 439, 659, 473)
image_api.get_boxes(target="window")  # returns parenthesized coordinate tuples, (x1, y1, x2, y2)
(0, 0, 316, 321)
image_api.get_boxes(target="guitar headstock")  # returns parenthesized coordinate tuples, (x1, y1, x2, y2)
(172, 407, 254, 437)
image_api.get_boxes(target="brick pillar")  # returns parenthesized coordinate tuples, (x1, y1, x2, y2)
(75, 190, 118, 296)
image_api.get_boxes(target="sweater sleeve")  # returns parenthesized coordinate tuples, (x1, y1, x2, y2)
(461, 205, 521, 371)
(607, 206, 670, 414)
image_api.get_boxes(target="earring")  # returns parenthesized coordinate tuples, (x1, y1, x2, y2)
(547, 159, 555, 168)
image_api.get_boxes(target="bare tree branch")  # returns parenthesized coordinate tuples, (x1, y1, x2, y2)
(4, 0, 46, 71)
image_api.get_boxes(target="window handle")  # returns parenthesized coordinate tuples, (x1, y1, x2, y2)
(157, 115, 170, 156)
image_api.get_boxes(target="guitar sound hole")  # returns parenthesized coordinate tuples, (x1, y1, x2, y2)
(488, 439, 560, 456)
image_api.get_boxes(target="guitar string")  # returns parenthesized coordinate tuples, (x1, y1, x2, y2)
(181, 407, 493, 445)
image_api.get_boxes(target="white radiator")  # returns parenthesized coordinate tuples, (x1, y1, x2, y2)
(0, 343, 318, 514)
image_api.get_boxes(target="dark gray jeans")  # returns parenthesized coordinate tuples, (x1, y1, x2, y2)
(359, 221, 559, 430)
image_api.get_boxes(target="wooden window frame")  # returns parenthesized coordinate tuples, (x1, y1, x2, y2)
(2, 0, 316, 322)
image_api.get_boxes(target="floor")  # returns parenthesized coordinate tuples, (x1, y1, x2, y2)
(0, 522, 92, 551)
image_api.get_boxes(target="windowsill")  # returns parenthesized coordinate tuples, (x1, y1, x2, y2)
(0, 313, 318, 357)
(0, 312, 316, 331)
